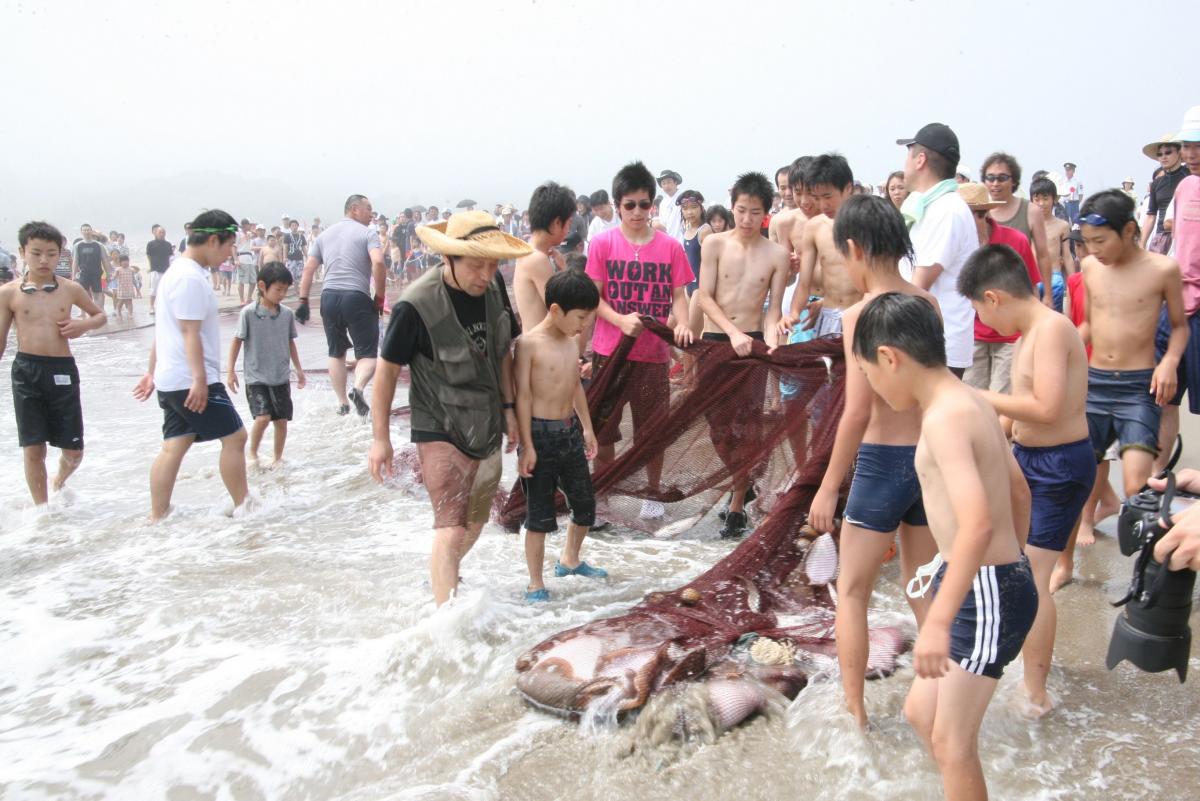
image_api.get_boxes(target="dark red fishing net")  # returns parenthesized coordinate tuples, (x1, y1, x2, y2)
(498, 318, 846, 535)
(507, 321, 917, 719)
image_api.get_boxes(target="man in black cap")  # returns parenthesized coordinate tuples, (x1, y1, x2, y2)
(1062, 162, 1083, 223)
(657, 169, 684, 241)
(897, 123, 977, 378)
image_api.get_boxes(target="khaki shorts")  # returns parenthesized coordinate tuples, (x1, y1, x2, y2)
(964, 341, 1015, 395)
(417, 441, 502, 529)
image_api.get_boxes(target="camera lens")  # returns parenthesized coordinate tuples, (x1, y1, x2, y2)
(1106, 558, 1195, 681)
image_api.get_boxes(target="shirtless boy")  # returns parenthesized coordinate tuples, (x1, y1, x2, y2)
(0, 221, 107, 505)
(779, 153, 863, 340)
(959, 244, 1093, 716)
(694, 171, 789, 538)
(768, 163, 801, 247)
(854, 291, 1037, 801)
(257, 234, 285, 268)
(1080, 190, 1188, 501)
(1030, 178, 1072, 276)
(806, 196, 940, 727)
(513, 181, 575, 330)
(515, 269, 605, 602)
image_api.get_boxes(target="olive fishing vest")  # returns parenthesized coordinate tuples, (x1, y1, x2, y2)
(404, 268, 511, 459)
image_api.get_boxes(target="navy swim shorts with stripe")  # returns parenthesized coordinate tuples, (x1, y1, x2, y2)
(931, 556, 1038, 680)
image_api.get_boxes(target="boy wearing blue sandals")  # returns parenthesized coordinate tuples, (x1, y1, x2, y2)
(515, 269, 606, 602)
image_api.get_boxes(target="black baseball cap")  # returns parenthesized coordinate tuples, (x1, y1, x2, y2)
(896, 123, 961, 166)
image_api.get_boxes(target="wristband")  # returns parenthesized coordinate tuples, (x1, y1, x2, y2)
(502, 402, 515, 410)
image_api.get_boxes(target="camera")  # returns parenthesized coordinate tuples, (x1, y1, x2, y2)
(1106, 472, 1197, 682)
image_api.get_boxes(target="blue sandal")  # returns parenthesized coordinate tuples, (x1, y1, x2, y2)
(524, 588, 550, 603)
(554, 561, 608, 579)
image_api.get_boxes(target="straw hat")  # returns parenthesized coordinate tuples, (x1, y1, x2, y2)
(416, 210, 532, 259)
(1143, 131, 1181, 160)
(956, 182, 1004, 210)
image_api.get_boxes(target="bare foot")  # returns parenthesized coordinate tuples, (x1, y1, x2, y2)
(1094, 496, 1120, 529)
(1049, 561, 1074, 594)
(148, 504, 174, 523)
(846, 705, 869, 731)
(1076, 518, 1097, 547)
(1015, 684, 1056, 719)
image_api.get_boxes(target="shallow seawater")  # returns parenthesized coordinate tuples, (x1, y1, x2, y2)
(1, 313, 1198, 801)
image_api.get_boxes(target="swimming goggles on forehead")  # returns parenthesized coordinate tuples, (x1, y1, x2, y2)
(1077, 213, 1110, 227)
(19, 275, 59, 294)
(192, 225, 240, 234)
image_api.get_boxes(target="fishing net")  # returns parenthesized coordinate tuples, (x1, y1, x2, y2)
(506, 319, 910, 722)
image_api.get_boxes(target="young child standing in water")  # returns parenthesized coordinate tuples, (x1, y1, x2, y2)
(227, 262, 306, 467)
(515, 269, 605, 602)
(853, 291, 1036, 801)
(0, 221, 107, 505)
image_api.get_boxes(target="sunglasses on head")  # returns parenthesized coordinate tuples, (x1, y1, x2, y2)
(680, 199, 701, 207)
(1078, 213, 1110, 227)
(19, 276, 59, 294)
(983, 174, 1012, 183)
(621, 200, 653, 211)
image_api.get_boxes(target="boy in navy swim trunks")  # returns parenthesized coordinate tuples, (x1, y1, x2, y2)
(805, 195, 940, 729)
(854, 292, 1036, 801)
(0, 221, 107, 506)
(1079, 190, 1188, 500)
(960, 244, 1094, 716)
(515, 269, 605, 603)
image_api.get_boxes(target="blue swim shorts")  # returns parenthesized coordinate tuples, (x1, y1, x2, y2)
(843, 443, 927, 533)
(1085, 367, 1161, 461)
(1012, 438, 1096, 552)
(933, 556, 1037, 680)
(1155, 308, 1200, 414)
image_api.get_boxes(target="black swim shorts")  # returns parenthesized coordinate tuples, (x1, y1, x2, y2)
(12, 352, 84, 449)
(521, 417, 596, 533)
(320, 289, 379, 359)
(157, 383, 244, 442)
(246, 382, 293, 421)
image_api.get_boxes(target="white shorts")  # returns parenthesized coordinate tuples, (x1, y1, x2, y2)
(148, 271, 162, 296)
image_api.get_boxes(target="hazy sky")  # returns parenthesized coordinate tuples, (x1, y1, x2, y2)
(1, 0, 1194, 247)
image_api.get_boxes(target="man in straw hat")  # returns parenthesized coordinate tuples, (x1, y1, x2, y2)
(1154, 105, 1200, 474)
(957, 182, 1043, 395)
(1140, 131, 1187, 254)
(368, 210, 529, 606)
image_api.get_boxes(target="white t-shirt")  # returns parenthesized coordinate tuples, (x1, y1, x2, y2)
(154, 256, 222, 391)
(660, 190, 684, 242)
(587, 214, 620, 241)
(910, 192, 977, 369)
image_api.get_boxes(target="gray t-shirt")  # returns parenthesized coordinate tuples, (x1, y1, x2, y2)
(235, 302, 298, 386)
(309, 218, 381, 296)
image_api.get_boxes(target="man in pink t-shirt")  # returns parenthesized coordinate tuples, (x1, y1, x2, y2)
(1154, 106, 1200, 470)
(585, 161, 694, 519)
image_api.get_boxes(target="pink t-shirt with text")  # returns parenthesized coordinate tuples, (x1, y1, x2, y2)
(1173, 175, 1200, 316)
(585, 227, 694, 363)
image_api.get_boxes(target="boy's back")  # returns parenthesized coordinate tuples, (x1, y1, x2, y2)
(917, 379, 1023, 567)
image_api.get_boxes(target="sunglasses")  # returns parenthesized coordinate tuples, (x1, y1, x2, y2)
(983, 174, 1012, 183)
(1078, 213, 1110, 227)
(621, 200, 653, 211)
(1158, 148, 1179, 157)
(20, 276, 59, 294)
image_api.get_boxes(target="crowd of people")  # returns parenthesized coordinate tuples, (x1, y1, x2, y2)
(4, 105, 1200, 801)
